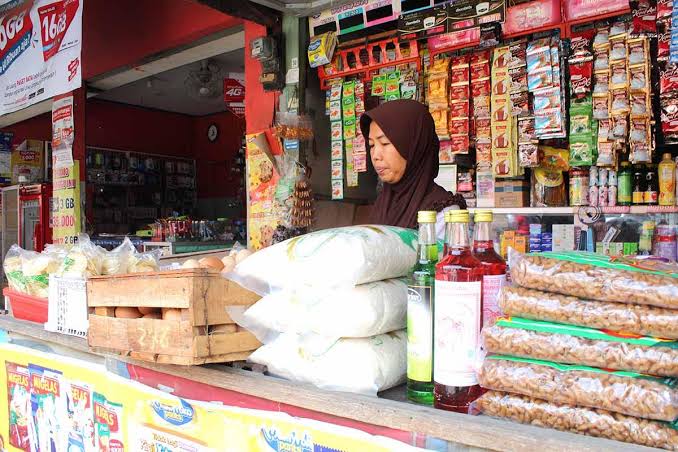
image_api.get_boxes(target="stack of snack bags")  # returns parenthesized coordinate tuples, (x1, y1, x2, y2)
(228, 225, 417, 396)
(475, 251, 678, 450)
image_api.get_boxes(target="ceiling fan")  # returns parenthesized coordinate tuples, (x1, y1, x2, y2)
(185, 59, 222, 100)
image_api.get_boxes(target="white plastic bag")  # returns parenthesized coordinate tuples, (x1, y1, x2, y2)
(231, 225, 417, 295)
(242, 279, 407, 340)
(57, 234, 104, 278)
(101, 237, 136, 275)
(248, 331, 406, 395)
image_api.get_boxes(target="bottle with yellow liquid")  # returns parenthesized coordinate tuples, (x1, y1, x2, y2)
(659, 153, 676, 206)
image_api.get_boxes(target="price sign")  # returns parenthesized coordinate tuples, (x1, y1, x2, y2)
(37, 0, 80, 62)
(52, 161, 80, 246)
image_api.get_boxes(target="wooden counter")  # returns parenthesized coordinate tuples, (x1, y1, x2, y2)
(0, 315, 660, 452)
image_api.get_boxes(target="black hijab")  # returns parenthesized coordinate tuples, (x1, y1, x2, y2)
(359, 99, 466, 228)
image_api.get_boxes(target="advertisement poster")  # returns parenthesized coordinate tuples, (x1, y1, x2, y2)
(51, 93, 74, 168)
(562, 0, 628, 21)
(504, 0, 561, 35)
(246, 132, 279, 250)
(0, 343, 420, 451)
(0, 0, 82, 116)
(11, 139, 43, 184)
(51, 160, 80, 245)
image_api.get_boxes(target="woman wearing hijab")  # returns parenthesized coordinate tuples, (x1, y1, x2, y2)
(359, 99, 466, 235)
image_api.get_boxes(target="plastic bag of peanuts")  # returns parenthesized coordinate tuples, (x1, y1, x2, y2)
(477, 356, 678, 422)
(499, 286, 678, 340)
(482, 318, 678, 377)
(509, 251, 678, 309)
(475, 390, 678, 450)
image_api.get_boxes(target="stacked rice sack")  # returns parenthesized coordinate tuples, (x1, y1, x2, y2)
(476, 251, 678, 450)
(228, 225, 417, 396)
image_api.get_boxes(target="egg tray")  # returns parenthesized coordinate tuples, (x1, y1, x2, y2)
(86, 268, 261, 365)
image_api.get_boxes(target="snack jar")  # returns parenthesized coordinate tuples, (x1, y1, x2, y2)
(569, 168, 589, 206)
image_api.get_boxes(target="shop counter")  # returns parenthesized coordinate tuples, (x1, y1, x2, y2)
(0, 315, 656, 452)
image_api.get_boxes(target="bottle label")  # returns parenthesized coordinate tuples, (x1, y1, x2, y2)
(618, 176, 632, 203)
(482, 274, 507, 328)
(633, 191, 644, 204)
(433, 280, 481, 387)
(407, 285, 433, 383)
(644, 191, 658, 204)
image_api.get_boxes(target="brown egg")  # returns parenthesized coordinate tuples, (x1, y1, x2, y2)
(142, 311, 162, 319)
(162, 308, 183, 321)
(199, 256, 224, 271)
(138, 306, 157, 315)
(115, 307, 142, 319)
(221, 256, 236, 274)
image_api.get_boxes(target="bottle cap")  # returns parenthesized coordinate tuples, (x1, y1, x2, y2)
(474, 209, 493, 223)
(445, 209, 469, 223)
(663, 153, 672, 160)
(621, 161, 630, 168)
(417, 211, 437, 223)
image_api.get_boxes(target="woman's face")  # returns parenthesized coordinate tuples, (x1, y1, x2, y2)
(368, 121, 407, 184)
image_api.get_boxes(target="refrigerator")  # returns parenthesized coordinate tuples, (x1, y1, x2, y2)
(19, 183, 52, 251)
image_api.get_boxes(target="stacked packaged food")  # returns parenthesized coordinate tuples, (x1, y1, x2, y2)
(475, 251, 678, 450)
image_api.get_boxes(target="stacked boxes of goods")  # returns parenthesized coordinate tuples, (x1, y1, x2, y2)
(475, 251, 678, 450)
(228, 225, 418, 395)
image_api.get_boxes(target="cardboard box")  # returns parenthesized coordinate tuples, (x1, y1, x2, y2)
(476, 169, 495, 207)
(495, 179, 530, 207)
(553, 224, 575, 251)
(501, 230, 516, 258)
(513, 235, 527, 254)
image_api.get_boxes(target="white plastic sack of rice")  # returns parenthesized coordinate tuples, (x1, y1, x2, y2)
(248, 331, 407, 396)
(240, 279, 407, 341)
(229, 225, 417, 295)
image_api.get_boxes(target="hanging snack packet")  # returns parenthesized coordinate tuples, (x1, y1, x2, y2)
(593, 71, 609, 95)
(569, 57, 593, 97)
(343, 118, 356, 140)
(526, 39, 552, 91)
(593, 94, 609, 119)
(610, 89, 630, 114)
(610, 61, 627, 87)
(629, 65, 649, 92)
(609, 36, 627, 61)
(593, 45, 609, 71)
(593, 26, 610, 46)
(371, 75, 386, 97)
(628, 38, 648, 65)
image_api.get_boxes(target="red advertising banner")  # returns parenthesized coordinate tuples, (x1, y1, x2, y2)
(563, 0, 629, 21)
(504, 0, 561, 35)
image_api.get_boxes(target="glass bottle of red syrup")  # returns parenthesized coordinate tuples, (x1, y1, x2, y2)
(472, 210, 507, 329)
(434, 209, 485, 413)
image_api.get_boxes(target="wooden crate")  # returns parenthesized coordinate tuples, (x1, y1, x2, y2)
(86, 268, 262, 365)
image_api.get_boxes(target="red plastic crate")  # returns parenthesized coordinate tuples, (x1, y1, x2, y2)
(3, 287, 48, 323)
